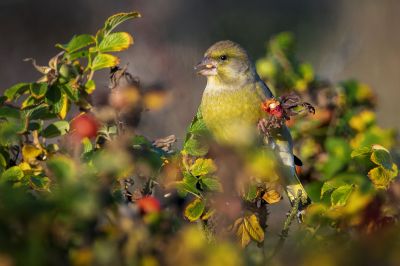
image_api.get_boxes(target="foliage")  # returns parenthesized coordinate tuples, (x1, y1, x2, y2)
(0, 14, 398, 266)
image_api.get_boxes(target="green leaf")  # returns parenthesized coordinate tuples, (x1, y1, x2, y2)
(184, 198, 205, 222)
(0, 153, 7, 172)
(322, 138, 351, 178)
(1, 166, 24, 182)
(98, 32, 133, 52)
(24, 104, 56, 120)
(370, 145, 392, 170)
(85, 80, 96, 94)
(368, 165, 398, 189)
(67, 50, 89, 61)
(189, 118, 208, 135)
(321, 179, 347, 198)
(27, 121, 41, 131)
(183, 137, 209, 157)
(244, 184, 258, 201)
(243, 214, 264, 243)
(45, 86, 64, 114)
(60, 83, 79, 102)
(351, 146, 371, 158)
(30, 83, 48, 99)
(0, 96, 6, 105)
(190, 158, 216, 176)
(41, 121, 69, 138)
(175, 172, 201, 197)
(175, 181, 199, 197)
(30, 175, 50, 191)
(326, 137, 351, 159)
(47, 156, 76, 182)
(4, 83, 30, 101)
(0, 106, 21, 119)
(91, 53, 120, 71)
(103, 11, 141, 35)
(132, 135, 152, 147)
(201, 177, 222, 192)
(331, 185, 354, 206)
(57, 34, 95, 53)
(81, 137, 93, 154)
(21, 95, 38, 109)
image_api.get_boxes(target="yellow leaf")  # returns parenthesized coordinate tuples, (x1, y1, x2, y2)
(189, 158, 217, 176)
(58, 94, 69, 119)
(262, 189, 282, 204)
(201, 209, 215, 221)
(368, 165, 398, 189)
(19, 162, 31, 172)
(349, 110, 375, 132)
(243, 214, 264, 243)
(22, 144, 42, 164)
(236, 223, 251, 248)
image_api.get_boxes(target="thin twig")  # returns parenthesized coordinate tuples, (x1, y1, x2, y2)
(268, 189, 302, 259)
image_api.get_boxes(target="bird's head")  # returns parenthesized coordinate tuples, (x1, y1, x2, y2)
(195, 40, 255, 84)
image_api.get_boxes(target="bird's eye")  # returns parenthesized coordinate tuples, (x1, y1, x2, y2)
(219, 55, 227, 61)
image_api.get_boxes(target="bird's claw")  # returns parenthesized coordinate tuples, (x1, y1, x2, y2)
(297, 210, 305, 223)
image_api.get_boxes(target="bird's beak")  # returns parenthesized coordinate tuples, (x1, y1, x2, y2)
(194, 58, 217, 76)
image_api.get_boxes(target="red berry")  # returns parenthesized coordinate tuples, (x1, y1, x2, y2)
(261, 98, 283, 118)
(137, 196, 161, 214)
(71, 114, 99, 139)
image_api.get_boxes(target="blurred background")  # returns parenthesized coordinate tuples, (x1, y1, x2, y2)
(0, 0, 399, 142)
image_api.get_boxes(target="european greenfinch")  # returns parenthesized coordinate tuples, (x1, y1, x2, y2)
(194, 40, 310, 208)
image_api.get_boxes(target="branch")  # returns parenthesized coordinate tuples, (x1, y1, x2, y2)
(268, 189, 302, 259)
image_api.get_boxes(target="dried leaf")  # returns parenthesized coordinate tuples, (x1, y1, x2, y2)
(236, 221, 251, 248)
(262, 189, 282, 204)
(243, 214, 264, 243)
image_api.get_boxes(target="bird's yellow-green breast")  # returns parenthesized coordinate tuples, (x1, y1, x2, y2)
(200, 82, 267, 146)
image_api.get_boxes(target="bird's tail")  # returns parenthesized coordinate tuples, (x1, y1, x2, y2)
(275, 146, 311, 209)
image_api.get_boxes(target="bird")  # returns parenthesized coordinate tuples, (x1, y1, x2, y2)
(193, 40, 310, 209)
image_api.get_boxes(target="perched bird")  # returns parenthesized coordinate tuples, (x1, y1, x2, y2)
(194, 40, 310, 208)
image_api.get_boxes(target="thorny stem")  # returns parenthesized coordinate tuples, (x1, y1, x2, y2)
(267, 189, 302, 260)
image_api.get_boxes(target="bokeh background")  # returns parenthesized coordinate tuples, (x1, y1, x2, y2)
(0, 0, 399, 142)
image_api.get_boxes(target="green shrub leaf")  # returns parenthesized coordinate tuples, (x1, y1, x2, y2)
(0, 106, 21, 119)
(99, 32, 133, 52)
(4, 83, 30, 101)
(41, 121, 69, 138)
(368, 165, 398, 189)
(190, 158, 216, 176)
(103, 11, 141, 35)
(184, 198, 205, 222)
(183, 137, 209, 157)
(91, 53, 120, 71)
(1, 166, 24, 182)
(331, 184, 354, 206)
(370, 145, 392, 170)
(201, 177, 222, 192)
(57, 34, 95, 53)
(30, 83, 48, 99)
(351, 146, 371, 158)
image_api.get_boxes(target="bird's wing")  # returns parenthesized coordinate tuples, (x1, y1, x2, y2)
(256, 79, 310, 207)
